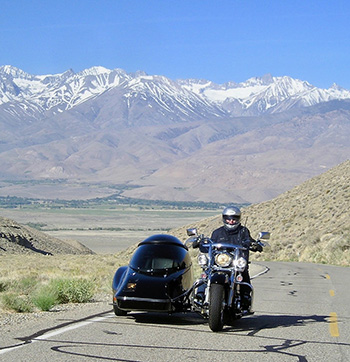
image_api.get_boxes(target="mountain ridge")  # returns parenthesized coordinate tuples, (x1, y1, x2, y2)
(2, 65, 350, 117)
(0, 65, 349, 203)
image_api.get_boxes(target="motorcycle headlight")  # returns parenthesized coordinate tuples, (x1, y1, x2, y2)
(197, 253, 208, 266)
(233, 257, 247, 270)
(215, 253, 232, 267)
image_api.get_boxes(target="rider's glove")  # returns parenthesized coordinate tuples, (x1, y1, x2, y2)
(250, 242, 263, 253)
(192, 240, 200, 248)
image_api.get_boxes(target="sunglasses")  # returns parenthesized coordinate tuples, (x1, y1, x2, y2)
(223, 216, 240, 221)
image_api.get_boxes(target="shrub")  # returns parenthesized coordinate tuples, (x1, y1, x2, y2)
(1, 292, 34, 313)
(32, 286, 58, 311)
(51, 278, 95, 304)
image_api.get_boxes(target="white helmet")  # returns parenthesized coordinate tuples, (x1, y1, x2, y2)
(222, 206, 241, 231)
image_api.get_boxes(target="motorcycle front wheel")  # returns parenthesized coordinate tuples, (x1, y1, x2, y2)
(209, 284, 225, 332)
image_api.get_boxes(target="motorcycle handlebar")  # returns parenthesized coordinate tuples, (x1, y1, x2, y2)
(186, 234, 269, 250)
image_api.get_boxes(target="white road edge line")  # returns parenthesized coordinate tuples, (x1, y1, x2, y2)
(251, 264, 270, 279)
(0, 313, 114, 355)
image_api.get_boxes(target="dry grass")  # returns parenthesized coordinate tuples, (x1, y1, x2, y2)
(0, 252, 134, 314)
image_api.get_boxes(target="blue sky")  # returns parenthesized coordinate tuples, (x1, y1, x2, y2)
(1, 0, 349, 88)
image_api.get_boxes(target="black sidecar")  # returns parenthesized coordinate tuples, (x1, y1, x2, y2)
(112, 234, 194, 316)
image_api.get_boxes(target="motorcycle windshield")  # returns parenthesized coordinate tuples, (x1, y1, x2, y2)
(129, 244, 191, 275)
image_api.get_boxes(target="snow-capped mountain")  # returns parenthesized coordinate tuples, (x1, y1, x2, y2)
(0, 65, 228, 126)
(180, 73, 350, 115)
(0, 65, 350, 204)
(0, 66, 127, 112)
(1, 65, 350, 122)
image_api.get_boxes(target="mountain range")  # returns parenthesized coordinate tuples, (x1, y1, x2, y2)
(0, 65, 349, 203)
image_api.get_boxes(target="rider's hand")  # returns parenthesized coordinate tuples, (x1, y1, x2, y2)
(192, 240, 200, 248)
(250, 242, 263, 252)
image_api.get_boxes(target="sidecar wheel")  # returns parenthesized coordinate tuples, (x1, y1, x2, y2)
(209, 284, 224, 332)
(113, 303, 127, 316)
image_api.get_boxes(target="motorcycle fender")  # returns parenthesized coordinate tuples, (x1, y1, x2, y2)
(210, 273, 227, 285)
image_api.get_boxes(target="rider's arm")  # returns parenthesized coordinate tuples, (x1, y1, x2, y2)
(242, 227, 262, 252)
(247, 228, 263, 252)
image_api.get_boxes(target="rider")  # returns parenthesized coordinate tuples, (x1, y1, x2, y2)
(211, 205, 262, 311)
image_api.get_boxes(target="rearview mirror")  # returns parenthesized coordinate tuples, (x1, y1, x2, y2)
(187, 228, 198, 237)
(258, 232, 270, 240)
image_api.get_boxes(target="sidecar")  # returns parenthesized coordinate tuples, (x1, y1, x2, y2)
(112, 234, 194, 316)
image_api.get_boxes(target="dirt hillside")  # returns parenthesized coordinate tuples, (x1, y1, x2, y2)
(171, 160, 350, 266)
(0, 217, 94, 255)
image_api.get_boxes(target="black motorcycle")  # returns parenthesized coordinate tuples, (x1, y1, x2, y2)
(186, 228, 270, 332)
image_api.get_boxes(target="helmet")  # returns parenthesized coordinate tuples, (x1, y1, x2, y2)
(222, 206, 241, 231)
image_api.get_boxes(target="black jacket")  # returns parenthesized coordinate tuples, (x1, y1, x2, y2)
(211, 224, 254, 248)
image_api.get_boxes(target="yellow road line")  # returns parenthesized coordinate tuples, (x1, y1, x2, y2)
(325, 274, 331, 280)
(329, 289, 335, 297)
(329, 312, 340, 337)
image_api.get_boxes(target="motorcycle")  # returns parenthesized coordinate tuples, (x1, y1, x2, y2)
(185, 228, 270, 332)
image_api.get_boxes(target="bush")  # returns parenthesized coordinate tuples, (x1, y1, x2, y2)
(0, 277, 95, 313)
(32, 286, 58, 311)
(2, 293, 34, 313)
(51, 278, 95, 304)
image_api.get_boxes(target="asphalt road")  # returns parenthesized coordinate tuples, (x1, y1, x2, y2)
(1, 261, 349, 361)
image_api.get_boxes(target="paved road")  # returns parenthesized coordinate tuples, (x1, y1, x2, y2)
(1, 261, 349, 361)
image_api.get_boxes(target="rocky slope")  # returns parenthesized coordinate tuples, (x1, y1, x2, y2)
(0, 217, 94, 255)
(171, 160, 350, 266)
